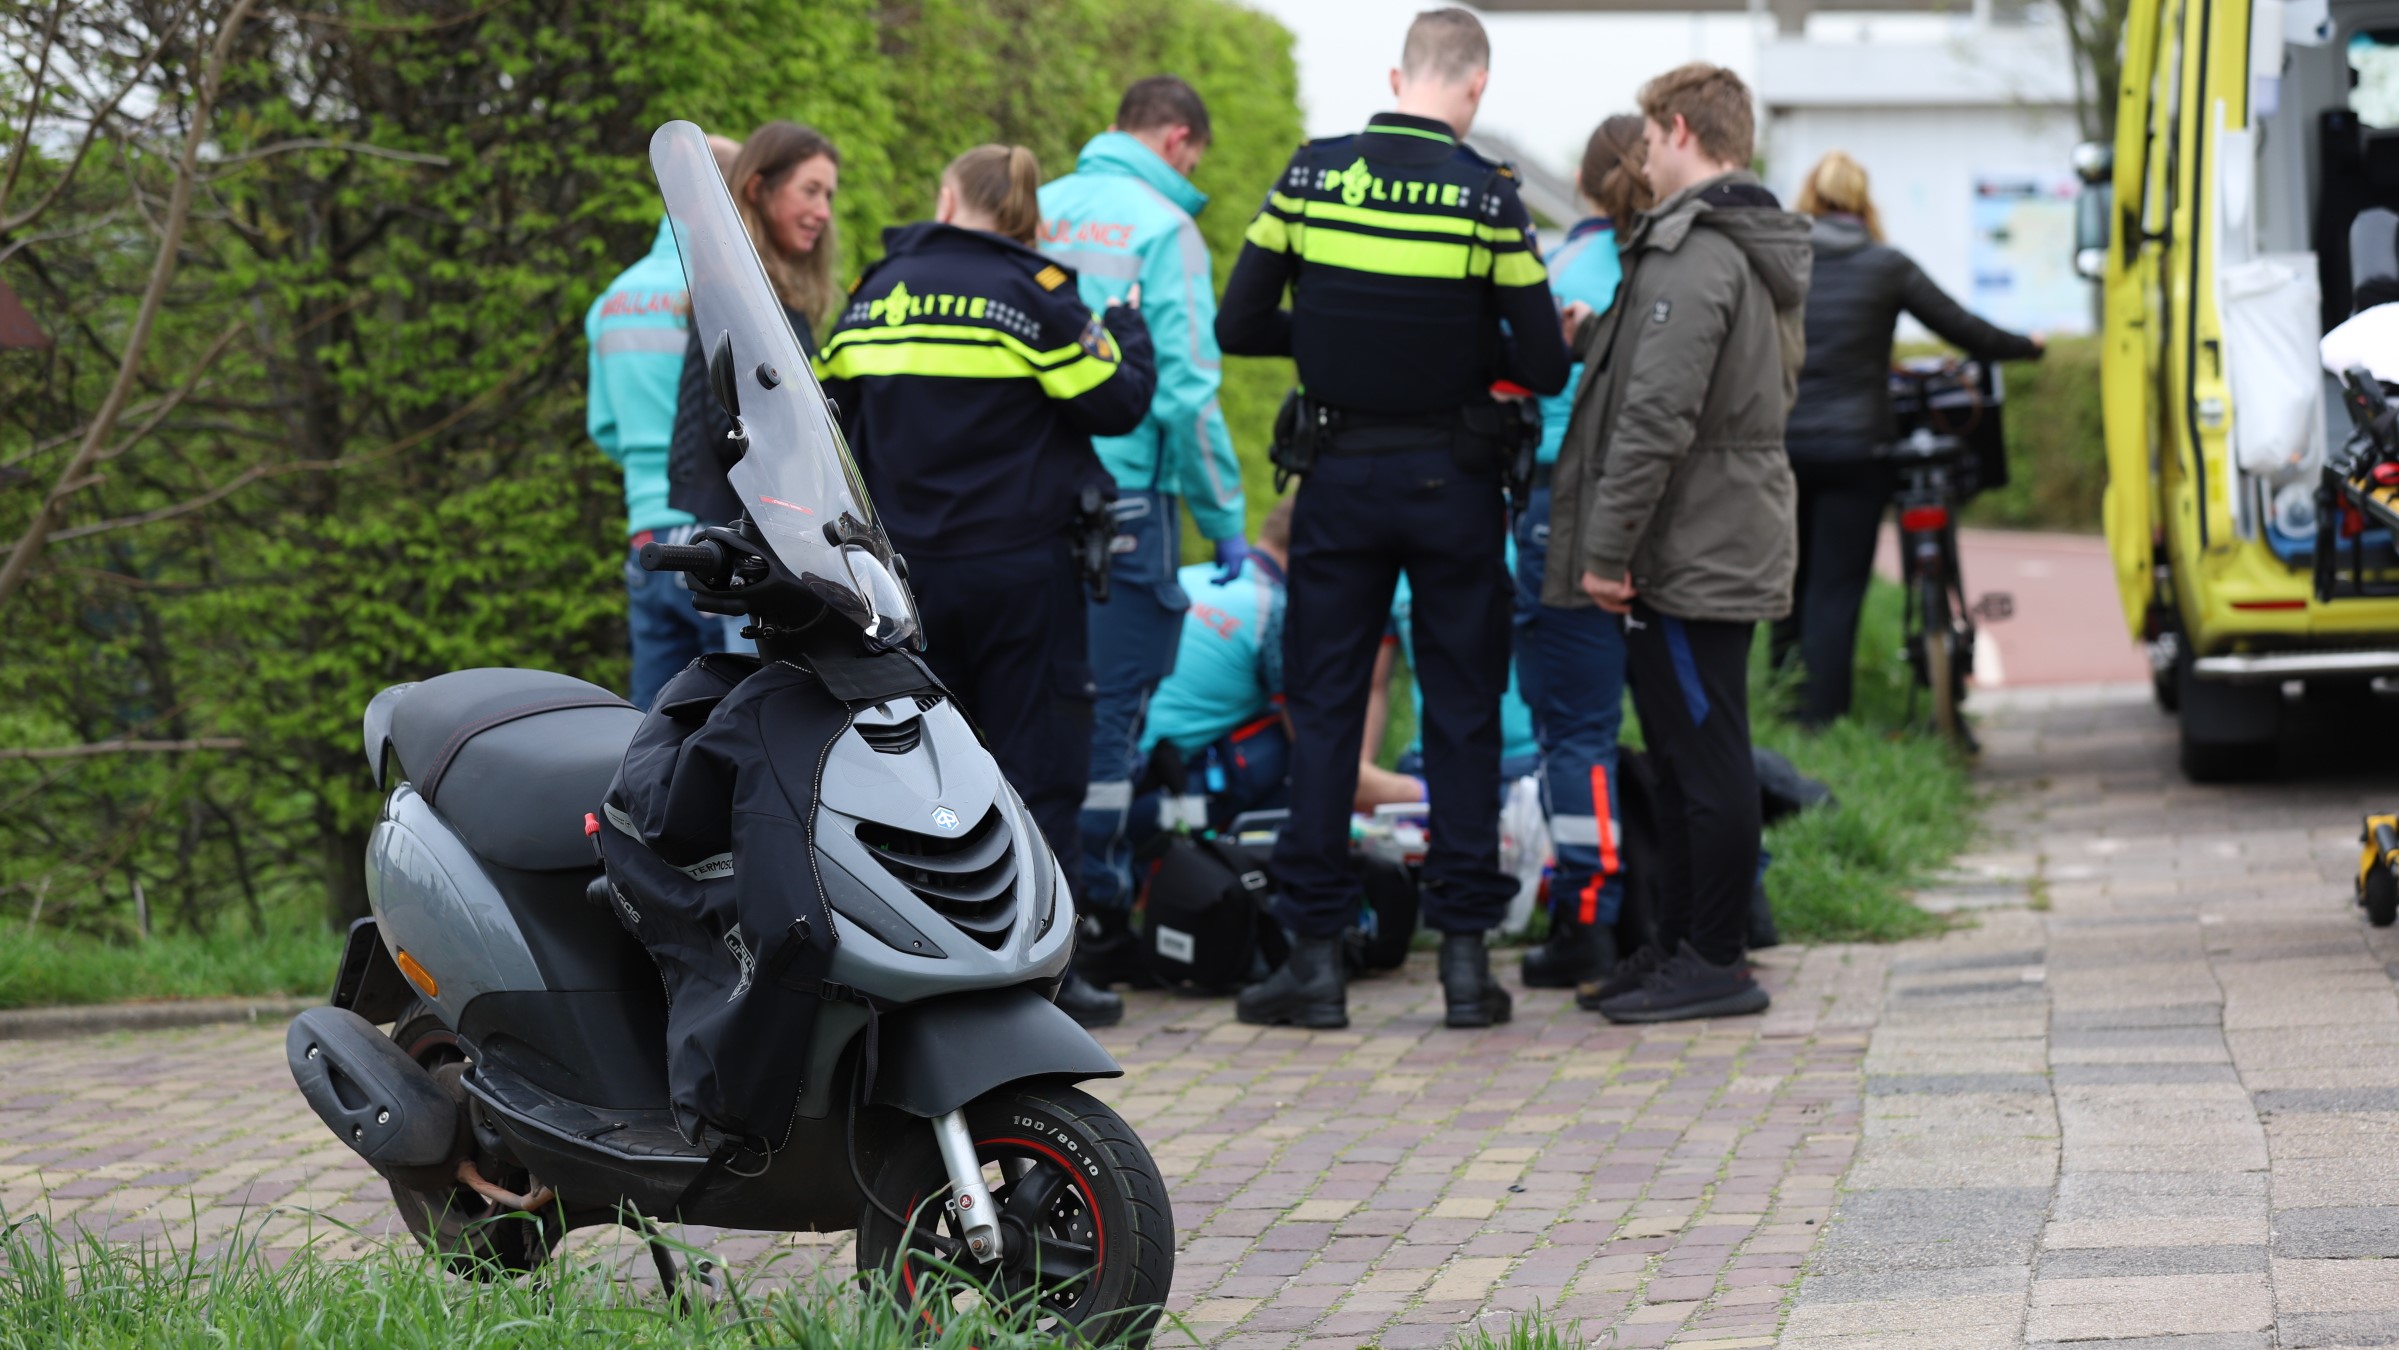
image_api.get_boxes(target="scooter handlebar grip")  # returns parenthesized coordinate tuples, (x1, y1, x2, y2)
(639, 541, 723, 574)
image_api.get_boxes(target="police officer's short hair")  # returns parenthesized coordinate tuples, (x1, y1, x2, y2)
(1116, 76, 1211, 146)
(1401, 8, 1490, 85)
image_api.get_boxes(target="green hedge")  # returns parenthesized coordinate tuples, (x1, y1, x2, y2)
(0, 0, 1298, 938)
(1966, 335, 2107, 533)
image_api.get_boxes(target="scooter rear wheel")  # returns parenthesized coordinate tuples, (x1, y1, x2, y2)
(387, 1007, 560, 1278)
(856, 1084, 1173, 1346)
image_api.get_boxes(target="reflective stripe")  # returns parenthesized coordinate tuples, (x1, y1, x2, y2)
(603, 802, 637, 836)
(1055, 250, 1142, 281)
(1592, 764, 1620, 878)
(1245, 213, 1290, 253)
(1297, 228, 1485, 280)
(1267, 191, 1308, 216)
(821, 330, 1120, 400)
(1549, 813, 1600, 846)
(1162, 794, 1211, 832)
(1369, 123, 1455, 144)
(595, 326, 689, 356)
(1492, 250, 1549, 287)
(1298, 198, 1522, 243)
(1081, 779, 1134, 811)
(823, 322, 1085, 370)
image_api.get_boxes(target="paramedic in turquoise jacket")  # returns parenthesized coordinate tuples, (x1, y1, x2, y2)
(586, 217, 732, 710)
(1038, 76, 1249, 985)
(1131, 498, 1292, 843)
(1513, 116, 1651, 992)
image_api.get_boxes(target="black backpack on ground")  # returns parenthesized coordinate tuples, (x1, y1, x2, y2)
(1136, 835, 1286, 991)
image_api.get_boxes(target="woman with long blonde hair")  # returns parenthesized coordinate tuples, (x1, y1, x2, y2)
(669, 122, 843, 540)
(1776, 150, 2043, 728)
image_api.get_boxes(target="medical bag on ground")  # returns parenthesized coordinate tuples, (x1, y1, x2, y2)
(1136, 835, 1285, 991)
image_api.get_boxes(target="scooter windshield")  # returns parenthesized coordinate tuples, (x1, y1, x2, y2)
(649, 120, 920, 650)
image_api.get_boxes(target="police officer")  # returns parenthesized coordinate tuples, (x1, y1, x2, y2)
(818, 144, 1156, 1028)
(1038, 76, 1250, 990)
(1215, 7, 1571, 1030)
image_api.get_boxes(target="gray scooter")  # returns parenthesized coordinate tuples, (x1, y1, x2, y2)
(284, 120, 1172, 1342)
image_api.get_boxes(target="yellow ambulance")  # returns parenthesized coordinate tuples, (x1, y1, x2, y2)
(2078, 0, 2399, 777)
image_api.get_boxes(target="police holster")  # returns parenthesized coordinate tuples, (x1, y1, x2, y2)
(1461, 399, 1544, 514)
(1073, 483, 1117, 603)
(1270, 390, 1334, 492)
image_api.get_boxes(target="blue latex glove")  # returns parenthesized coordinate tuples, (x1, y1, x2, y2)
(1210, 535, 1250, 584)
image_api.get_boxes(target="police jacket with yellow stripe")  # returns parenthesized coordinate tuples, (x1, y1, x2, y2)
(820, 222, 1156, 559)
(1216, 112, 1570, 415)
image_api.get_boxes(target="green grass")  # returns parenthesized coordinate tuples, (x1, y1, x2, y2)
(1748, 577, 1971, 943)
(0, 1208, 1173, 1350)
(1390, 576, 1969, 947)
(0, 921, 339, 1011)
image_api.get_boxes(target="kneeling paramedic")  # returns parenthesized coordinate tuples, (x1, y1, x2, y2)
(1214, 7, 1571, 1030)
(819, 144, 1156, 1028)
(1128, 498, 1294, 848)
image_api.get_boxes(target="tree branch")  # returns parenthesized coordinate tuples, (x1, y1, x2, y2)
(0, 7, 194, 237)
(203, 137, 452, 169)
(44, 316, 570, 545)
(0, 738, 245, 761)
(0, 0, 70, 224)
(0, 0, 259, 612)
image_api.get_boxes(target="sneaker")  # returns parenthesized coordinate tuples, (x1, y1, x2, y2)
(1594, 941, 1768, 1024)
(1575, 942, 1662, 1011)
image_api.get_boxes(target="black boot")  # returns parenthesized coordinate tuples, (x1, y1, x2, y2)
(1053, 969, 1123, 1028)
(1073, 907, 1158, 990)
(1439, 933, 1514, 1029)
(1519, 901, 1617, 989)
(1235, 935, 1349, 1029)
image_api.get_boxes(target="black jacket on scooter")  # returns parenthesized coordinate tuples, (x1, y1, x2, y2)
(599, 649, 937, 1152)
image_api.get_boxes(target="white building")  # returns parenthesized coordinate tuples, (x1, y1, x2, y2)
(1477, 0, 2095, 334)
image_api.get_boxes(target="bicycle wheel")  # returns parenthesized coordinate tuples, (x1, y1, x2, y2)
(1918, 573, 1962, 745)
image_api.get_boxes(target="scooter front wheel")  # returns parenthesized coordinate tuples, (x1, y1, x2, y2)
(856, 1084, 1174, 1346)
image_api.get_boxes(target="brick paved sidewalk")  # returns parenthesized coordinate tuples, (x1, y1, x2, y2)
(1788, 685, 2399, 1349)
(34, 686, 2385, 1347)
(0, 938, 1882, 1348)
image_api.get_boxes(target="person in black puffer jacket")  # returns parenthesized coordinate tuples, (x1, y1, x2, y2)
(1775, 151, 2042, 728)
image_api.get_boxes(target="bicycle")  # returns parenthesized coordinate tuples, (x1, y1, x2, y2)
(1886, 358, 2014, 751)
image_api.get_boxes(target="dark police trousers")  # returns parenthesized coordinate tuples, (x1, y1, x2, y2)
(1273, 435, 1516, 938)
(908, 536, 1095, 881)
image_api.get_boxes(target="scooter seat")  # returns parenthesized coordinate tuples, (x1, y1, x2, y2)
(386, 668, 642, 873)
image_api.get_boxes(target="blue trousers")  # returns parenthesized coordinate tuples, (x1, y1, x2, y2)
(1273, 440, 1515, 938)
(1128, 718, 1291, 844)
(626, 534, 751, 711)
(1512, 484, 1628, 928)
(1079, 490, 1191, 913)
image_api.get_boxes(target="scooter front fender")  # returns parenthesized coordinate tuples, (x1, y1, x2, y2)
(869, 986, 1120, 1118)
